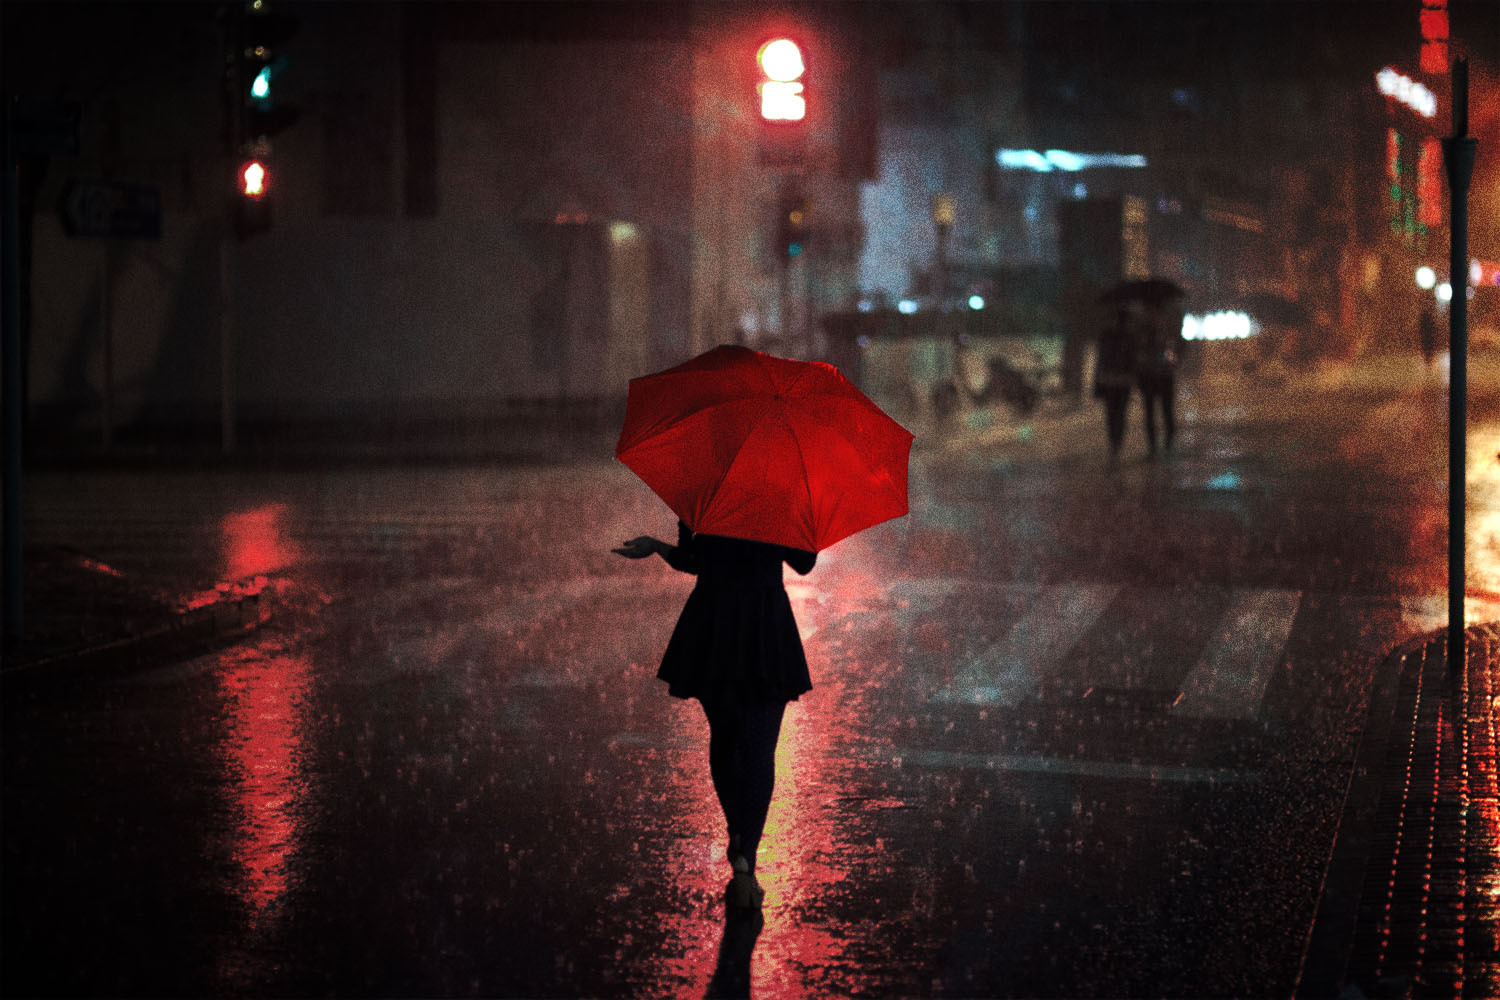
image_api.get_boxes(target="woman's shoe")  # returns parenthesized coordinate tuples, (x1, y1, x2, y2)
(724, 871, 764, 910)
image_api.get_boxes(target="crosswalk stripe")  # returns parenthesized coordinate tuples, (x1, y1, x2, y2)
(932, 583, 1118, 706)
(1171, 588, 1302, 720)
(870, 748, 1260, 785)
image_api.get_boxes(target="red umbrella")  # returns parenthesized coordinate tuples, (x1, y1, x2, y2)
(616, 345, 914, 552)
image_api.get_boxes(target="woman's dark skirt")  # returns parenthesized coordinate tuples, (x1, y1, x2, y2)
(657, 581, 811, 703)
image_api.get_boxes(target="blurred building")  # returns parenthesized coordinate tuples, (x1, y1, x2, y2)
(5, 1, 1494, 448)
(6, 1, 875, 445)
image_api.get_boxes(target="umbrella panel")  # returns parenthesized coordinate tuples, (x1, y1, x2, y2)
(616, 346, 913, 552)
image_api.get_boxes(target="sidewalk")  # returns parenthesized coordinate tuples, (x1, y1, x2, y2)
(1300, 625, 1500, 999)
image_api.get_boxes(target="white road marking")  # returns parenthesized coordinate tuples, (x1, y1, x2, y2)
(1172, 588, 1302, 720)
(871, 748, 1258, 785)
(932, 583, 1119, 706)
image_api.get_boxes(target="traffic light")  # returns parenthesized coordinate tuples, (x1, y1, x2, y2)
(230, 0, 297, 239)
(234, 156, 271, 239)
(757, 39, 806, 122)
(777, 191, 808, 261)
(240, 0, 300, 146)
(756, 37, 807, 166)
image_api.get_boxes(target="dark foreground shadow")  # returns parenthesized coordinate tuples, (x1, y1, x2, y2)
(704, 906, 765, 999)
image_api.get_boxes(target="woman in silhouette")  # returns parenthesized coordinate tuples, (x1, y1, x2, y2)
(614, 519, 817, 909)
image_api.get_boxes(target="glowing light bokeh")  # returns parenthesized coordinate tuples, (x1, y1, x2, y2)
(1416, 266, 1437, 290)
(1182, 310, 1253, 341)
(757, 39, 805, 121)
(241, 161, 267, 197)
(757, 39, 804, 82)
(760, 81, 805, 121)
(995, 148, 1147, 172)
(1376, 66, 1437, 118)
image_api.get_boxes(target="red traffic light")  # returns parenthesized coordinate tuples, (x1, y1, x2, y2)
(240, 159, 268, 198)
(757, 38, 805, 121)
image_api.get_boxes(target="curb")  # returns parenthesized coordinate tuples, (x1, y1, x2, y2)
(1299, 625, 1500, 998)
(1, 590, 271, 681)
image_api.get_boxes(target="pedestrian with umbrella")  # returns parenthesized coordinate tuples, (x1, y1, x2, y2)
(1099, 279, 1187, 457)
(612, 345, 913, 910)
(1094, 305, 1138, 465)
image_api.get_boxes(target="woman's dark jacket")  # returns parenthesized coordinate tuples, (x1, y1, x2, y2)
(658, 519, 817, 703)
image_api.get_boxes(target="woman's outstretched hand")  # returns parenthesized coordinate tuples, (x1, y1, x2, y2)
(612, 536, 662, 559)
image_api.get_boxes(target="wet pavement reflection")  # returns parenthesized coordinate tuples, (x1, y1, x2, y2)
(6, 359, 1498, 996)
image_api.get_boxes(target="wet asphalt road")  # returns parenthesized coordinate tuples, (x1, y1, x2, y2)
(4, 356, 1496, 998)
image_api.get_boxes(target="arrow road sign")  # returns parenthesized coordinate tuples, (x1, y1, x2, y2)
(59, 180, 162, 240)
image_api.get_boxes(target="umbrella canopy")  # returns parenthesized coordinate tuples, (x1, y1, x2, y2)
(1097, 278, 1187, 306)
(616, 345, 914, 553)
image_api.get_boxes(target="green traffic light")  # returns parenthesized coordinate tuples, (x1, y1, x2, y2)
(251, 66, 272, 100)
(788, 241, 803, 258)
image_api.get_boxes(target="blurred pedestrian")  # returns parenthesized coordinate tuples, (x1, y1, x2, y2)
(1419, 304, 1438, 367)
(1094, 307, 1137, 464)
(613, 519, 817, 910)
(1135, 308, 1180, 456)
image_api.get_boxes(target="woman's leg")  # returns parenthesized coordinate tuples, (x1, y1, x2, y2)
(701, 696, 743, 841)
(734, 699, 787, 871)
(700, 696, 787, 872)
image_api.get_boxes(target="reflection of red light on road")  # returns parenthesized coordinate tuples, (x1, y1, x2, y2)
(77, 556, 125, 578)
(224, 504, 298, 580)
(219, 649, 312, 923)
(753, 700, 845, 995)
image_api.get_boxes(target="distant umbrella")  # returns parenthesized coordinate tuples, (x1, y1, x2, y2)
(1097, 278, 1187, 306)
(1234, 293, 1310, 328)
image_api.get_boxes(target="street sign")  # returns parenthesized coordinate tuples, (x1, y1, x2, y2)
(59, 180, 162, 239)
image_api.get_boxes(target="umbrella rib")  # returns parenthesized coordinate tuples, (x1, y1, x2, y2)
(698, 399, 777, 531)
(777, 403, 817, 546)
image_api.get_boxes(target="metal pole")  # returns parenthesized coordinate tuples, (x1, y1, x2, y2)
(1444, 56, 1477, 674)
(101, 243, 112, 451)
(220, 232, 236, 454)
(2, 106, 22, 646)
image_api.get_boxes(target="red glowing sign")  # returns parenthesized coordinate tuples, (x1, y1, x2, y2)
(1420, 1, 1449, 75)
(1417, 137, 1443, 228)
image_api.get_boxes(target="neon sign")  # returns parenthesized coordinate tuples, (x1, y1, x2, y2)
(1376, 67, 1437, 118)
(995, 149, 1147, 172)
(1421, 1, 1449, 75)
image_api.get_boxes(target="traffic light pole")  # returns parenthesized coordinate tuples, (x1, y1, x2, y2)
(220, 229, 236, 455)
(3, 108, 21, 645)
(1444, 56, 1477, 674)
